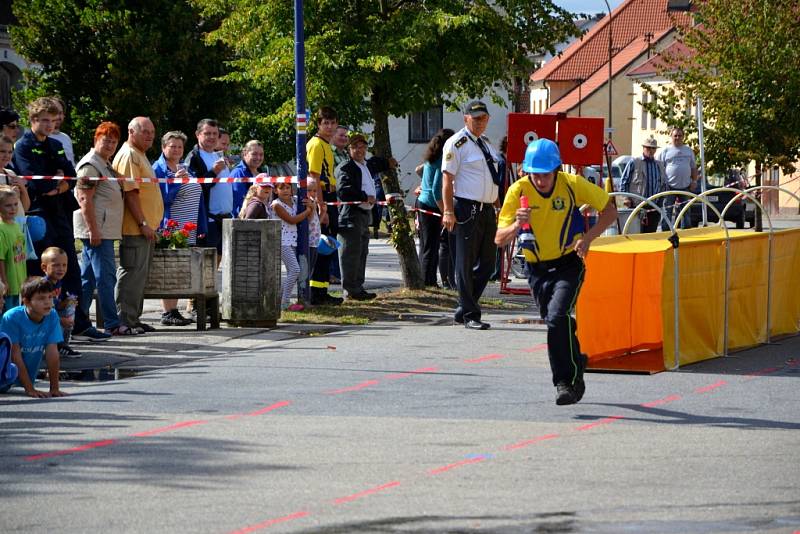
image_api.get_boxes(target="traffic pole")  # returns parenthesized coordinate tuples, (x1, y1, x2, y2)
(294, 0, 309, 302)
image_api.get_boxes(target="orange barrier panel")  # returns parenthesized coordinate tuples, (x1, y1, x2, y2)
(577, 227, 800, 372)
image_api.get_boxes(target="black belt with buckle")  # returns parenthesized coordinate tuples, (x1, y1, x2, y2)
(455, 197, 493, 210)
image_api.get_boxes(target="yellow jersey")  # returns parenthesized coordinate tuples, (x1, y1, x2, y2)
(498, 171, 609, 262)
(306, 135, 336, 191)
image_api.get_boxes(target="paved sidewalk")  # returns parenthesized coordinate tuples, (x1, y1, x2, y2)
(60, 238, 535, 378)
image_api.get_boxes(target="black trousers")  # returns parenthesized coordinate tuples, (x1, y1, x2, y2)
(417, 202, 441, 286)
(338, 209, 371, 296)
(639, 197, 663, 233)
(200, 213, 232, 255)
(453, 198, 497, 322)
(440, 230, 455, 289)
(311, 205, 338, 290)
(527, 253, 585, 386)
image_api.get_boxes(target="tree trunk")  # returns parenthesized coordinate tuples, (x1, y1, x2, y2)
(370, 86, 424, 289)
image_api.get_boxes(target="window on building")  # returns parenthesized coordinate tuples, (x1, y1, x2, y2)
(408, 106, 443, 143)
(640, 92, 649, 130)
(650, 94, 658, 130)
(640, 91, 658, 130)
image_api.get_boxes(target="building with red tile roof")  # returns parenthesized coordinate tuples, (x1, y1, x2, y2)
(529, 0, 692, 155)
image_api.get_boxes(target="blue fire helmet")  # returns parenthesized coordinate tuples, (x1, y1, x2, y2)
(26, 215, 47, 242)
(522, 138, 561, 174)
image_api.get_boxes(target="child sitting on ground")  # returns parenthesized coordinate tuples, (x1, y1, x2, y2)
(272, 182, 314, 312)
(0, 185, 27, 313)
(0, 276, 66, 397)
(40, 247, 81, 359)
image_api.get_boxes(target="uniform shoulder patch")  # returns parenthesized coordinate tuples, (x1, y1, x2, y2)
(454, 137, 468, 148)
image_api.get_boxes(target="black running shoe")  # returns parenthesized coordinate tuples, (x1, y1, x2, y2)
(556, 382, 578, 406)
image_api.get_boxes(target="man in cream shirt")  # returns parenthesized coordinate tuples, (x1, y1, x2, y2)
(112, 117, 164, 334)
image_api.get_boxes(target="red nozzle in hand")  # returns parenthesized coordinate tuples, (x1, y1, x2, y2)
(519, 195, 531, 231)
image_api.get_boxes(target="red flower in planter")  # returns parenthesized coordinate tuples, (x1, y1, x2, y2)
(156, 220, 198, 249)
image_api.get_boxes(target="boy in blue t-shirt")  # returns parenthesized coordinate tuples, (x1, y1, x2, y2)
(41, 247, 81, 358)
(0, 277, 66, 397)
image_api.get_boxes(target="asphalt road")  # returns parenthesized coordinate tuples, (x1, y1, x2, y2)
(2, 308, 799, 533)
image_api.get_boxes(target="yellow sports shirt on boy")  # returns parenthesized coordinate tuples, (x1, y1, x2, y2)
(306, 135, 335, 190)
(498, 172, 609, 263)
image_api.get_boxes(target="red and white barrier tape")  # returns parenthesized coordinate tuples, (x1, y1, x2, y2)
(1, 173, 302, 185)
(409, 206, 442, 217)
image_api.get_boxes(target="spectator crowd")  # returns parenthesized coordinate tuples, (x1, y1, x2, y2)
(0, 96, 626, 407)
(0, 98, 404, 398)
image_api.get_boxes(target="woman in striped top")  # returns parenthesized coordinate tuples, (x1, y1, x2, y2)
(153, 131, 208, 326)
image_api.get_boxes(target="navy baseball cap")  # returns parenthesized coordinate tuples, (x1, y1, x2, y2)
(464, 101, 489, 117)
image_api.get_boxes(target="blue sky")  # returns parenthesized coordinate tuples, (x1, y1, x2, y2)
(553, 0, 625, 14)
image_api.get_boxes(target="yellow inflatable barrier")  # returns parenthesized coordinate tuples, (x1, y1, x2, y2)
(577, 227, 800, 372)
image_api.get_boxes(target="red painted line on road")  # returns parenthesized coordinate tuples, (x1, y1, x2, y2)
(247, 401, 291, 416)
(130, 419, 208, 437)
(640, 394, 682, 408)
(427, 456, 486, 475)
(24, 439, 118, 461)
(695, 380, 727, 394)
(575, 416, 623, 431)
(385, 366, 439, 380)
(385, 372, 413, 379)
(744, 367, 781, 379)
(521, 343, 548, 353)
(333, 481, 401, 505)
(464, 354, 505, 363)
(503, 434, 560, 451)
(228, 510, 310, 534)
(326, 380, 381, 395)
(411, 366, 439, 374)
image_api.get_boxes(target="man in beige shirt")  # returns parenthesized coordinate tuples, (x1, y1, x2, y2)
(112, 117, 164, 334)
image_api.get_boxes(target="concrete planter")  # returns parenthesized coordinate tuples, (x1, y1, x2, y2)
(145, 247, 218, 296)
(221, 219, 281, 327)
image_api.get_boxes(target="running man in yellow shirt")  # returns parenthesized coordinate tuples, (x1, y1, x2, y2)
(495, 139, 617, 405)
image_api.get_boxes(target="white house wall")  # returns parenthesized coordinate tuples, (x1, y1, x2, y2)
(382, 91, 511, 202)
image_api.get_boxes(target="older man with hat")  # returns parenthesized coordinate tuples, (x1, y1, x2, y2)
(620, 135, 668, 233)
(441, 101, 502, 330)
(334, 132, 379, 301)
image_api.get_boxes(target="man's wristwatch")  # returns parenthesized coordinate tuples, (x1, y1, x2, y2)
(139, 220, 148, 228)
(444, 210, 454, 216)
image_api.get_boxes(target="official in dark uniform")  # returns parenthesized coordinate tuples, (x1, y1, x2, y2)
(441, 101, 502, 330)
(495, 139, 617, 405)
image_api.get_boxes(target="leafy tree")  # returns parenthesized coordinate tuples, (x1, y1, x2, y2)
(10, 0, 236, 157)
(643, 0, 800, 176)
(193, 0, 577, 288)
